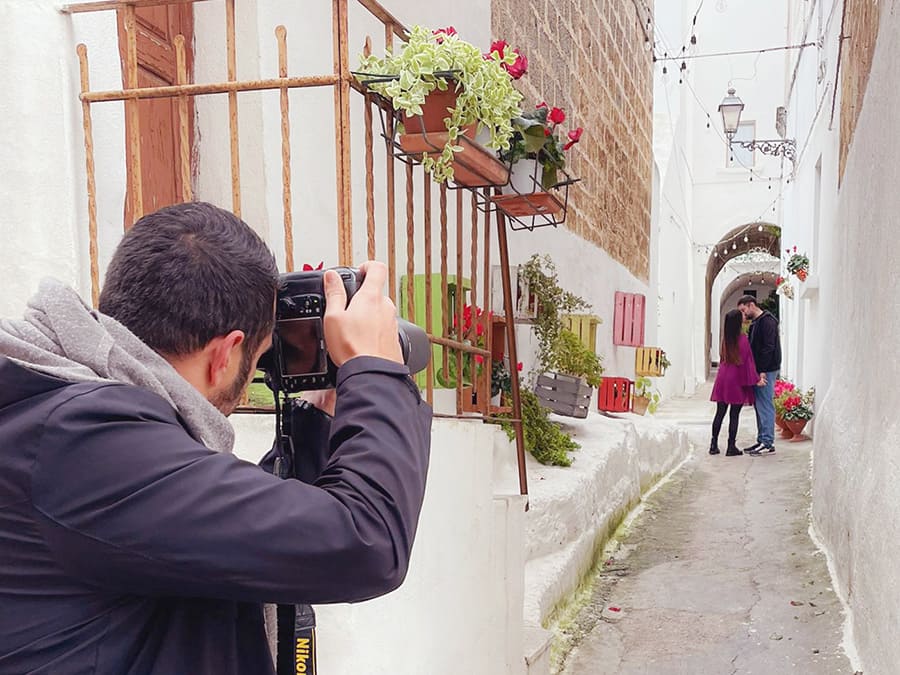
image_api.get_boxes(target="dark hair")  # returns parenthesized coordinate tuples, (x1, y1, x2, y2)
(99, 202, 278, 357)
(721, 309, 744, 365)
(736, 295, 758, 308)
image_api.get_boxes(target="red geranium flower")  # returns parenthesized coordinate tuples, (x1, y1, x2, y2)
(489, 39, 508, 58)
(432, 26, 458, 43)
(504, 49, 528, 79)
(548, 107, 566, 125)
(474, 354, 485, 365)
(563, 127, 583, 150)
(517, 362, 523, 371)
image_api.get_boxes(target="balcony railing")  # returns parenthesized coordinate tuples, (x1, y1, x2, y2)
(64, 0, 528, 497)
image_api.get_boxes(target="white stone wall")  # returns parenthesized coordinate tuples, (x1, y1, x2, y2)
(232, 414, 526, 675)
(803, 5, 900, 674)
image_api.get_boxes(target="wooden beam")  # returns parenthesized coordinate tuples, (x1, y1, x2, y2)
(61, 0, 210, 14)
(81, 75, 339, 102)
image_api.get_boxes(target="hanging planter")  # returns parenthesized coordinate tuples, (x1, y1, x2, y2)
(785, 247, 809, 281)
(491, 103, 583, 228)
(356, 26, 524, 185)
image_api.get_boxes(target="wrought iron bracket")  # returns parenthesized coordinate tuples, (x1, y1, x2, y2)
(730, 138, 797, 162)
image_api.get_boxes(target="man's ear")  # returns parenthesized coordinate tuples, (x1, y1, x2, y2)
(206, 330, 245, 388)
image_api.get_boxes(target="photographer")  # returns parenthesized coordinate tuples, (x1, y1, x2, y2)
(0, 202, 432, 674)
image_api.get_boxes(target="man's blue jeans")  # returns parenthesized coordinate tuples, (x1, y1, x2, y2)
(754, 370, 779, 446)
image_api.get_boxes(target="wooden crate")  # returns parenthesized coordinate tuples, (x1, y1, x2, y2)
(534, 372, 592, 419)
(635, 347, 665, 377)
(598, 377, 633, 413)
(562, 313, 601, 352)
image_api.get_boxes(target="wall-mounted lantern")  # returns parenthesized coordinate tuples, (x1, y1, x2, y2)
(718, 88, 796, 163)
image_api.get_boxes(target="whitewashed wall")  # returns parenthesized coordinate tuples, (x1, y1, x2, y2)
(232, 414, 526, 675)
(0, 0, 125, 317)
(779, 1, 890, 673)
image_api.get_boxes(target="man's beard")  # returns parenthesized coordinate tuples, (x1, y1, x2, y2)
(210, 344, 255, 415)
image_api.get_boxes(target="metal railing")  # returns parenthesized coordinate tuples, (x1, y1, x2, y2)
(64, 0, 528, 497)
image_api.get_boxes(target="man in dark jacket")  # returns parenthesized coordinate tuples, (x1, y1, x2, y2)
(738, 295, 782, 455)
(0, 202, 432, 674)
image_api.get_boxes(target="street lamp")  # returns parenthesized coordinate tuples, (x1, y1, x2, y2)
(717, 88, 744, 140)
(718, 88, 796, 162)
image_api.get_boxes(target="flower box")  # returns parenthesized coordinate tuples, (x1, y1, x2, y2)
(397, 130, 510, 188)
(534, 372, 592, 419)
(635, 346, 666, 377)
(597, 377, 632, 413)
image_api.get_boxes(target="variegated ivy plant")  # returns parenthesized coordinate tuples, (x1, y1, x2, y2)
(357, 25, 524, 183)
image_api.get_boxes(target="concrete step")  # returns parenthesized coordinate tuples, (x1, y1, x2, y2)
(523, 625, 553, 675)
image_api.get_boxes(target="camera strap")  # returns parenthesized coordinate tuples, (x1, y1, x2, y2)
(276, 603, 317, 675)
(273, 390, 318, 675)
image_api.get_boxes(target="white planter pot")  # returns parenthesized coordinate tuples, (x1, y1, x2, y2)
(504, 160, 543, 195)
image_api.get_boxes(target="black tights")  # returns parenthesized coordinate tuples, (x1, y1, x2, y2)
(712, 402, 742, 447)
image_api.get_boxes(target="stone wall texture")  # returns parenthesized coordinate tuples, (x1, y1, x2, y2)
(839, 0, 881, 183)
(492, 0, 654, 280)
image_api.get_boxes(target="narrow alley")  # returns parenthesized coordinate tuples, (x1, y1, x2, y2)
(558, 385, 854, 675)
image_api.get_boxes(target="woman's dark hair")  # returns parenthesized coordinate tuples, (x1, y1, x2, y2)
(721, 309, 744, 365)
(99, 202, 279, 357)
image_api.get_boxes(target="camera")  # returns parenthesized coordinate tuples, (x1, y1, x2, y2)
(261, 267, 430, 392)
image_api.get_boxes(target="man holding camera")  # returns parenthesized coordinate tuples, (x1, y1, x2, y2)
(0, 202, 432, 673)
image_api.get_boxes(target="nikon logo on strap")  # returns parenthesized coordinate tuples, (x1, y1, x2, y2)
(295, 630, 316, 674)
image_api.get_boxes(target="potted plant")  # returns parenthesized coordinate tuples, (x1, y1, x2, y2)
(781, 386, 815, 438)
(502, 103, 584, 192)
(518, 254, 590, 373)
(786, 246, 809, 281)
(518, 255, 601, 418)
(490, 358, 522, 406)
(773, 377, 796, 437)
(632, 376, 661, 415)
(357, 26, 525, 183)
(495, 387, 580, 466)
(549, 330, 604, 385)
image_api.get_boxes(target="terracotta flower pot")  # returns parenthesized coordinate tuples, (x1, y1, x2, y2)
(775, 413, 787, 430)
(632, 395, 650, 416)
(784, 419, 809, 437)
(401, 87, 476, 139)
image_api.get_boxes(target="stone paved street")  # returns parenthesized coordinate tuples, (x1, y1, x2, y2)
(558, 384, 854, 675)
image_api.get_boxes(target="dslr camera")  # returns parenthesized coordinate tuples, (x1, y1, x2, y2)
(261, 267, 430, 392)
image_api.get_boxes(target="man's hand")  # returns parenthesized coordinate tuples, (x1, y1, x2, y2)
(323, 261, 403, 367)
(758, 373, 767, 387)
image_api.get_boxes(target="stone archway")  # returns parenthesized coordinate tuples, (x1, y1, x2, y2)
(704, 223, 781, 376)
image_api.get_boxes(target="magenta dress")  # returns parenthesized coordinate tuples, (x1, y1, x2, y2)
(711, 335, 758, 405)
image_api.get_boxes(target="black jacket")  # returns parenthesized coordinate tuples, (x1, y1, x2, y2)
(748, 310, 782, 373)
(0, 355, 431, 674)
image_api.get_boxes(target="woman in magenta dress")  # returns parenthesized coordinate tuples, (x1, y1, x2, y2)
(710, 309, 762, 456)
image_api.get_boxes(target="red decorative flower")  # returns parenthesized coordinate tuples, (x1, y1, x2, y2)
(504, 49, 528, 79)
(489, 39, 508, 58)
(302, 261, 324, 271)
(548, 107, 566, 125)
(563, 127, 584, 150)
(432, 26, 457, 43)
(474, 354, 485, 365)
(517, 362, 523, 371)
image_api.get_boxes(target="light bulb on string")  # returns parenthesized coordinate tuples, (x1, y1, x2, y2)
(744, 235, 749, 242)
(732, 242, 737, 249)
(758, 225, 763, 231)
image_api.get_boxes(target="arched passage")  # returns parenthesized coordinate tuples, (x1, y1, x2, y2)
(704, 223, 781, 375)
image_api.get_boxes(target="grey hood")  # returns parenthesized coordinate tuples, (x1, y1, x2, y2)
(0, 278, 234, 454)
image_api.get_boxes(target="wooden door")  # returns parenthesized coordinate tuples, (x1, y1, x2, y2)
(118, 5, 194, 227)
